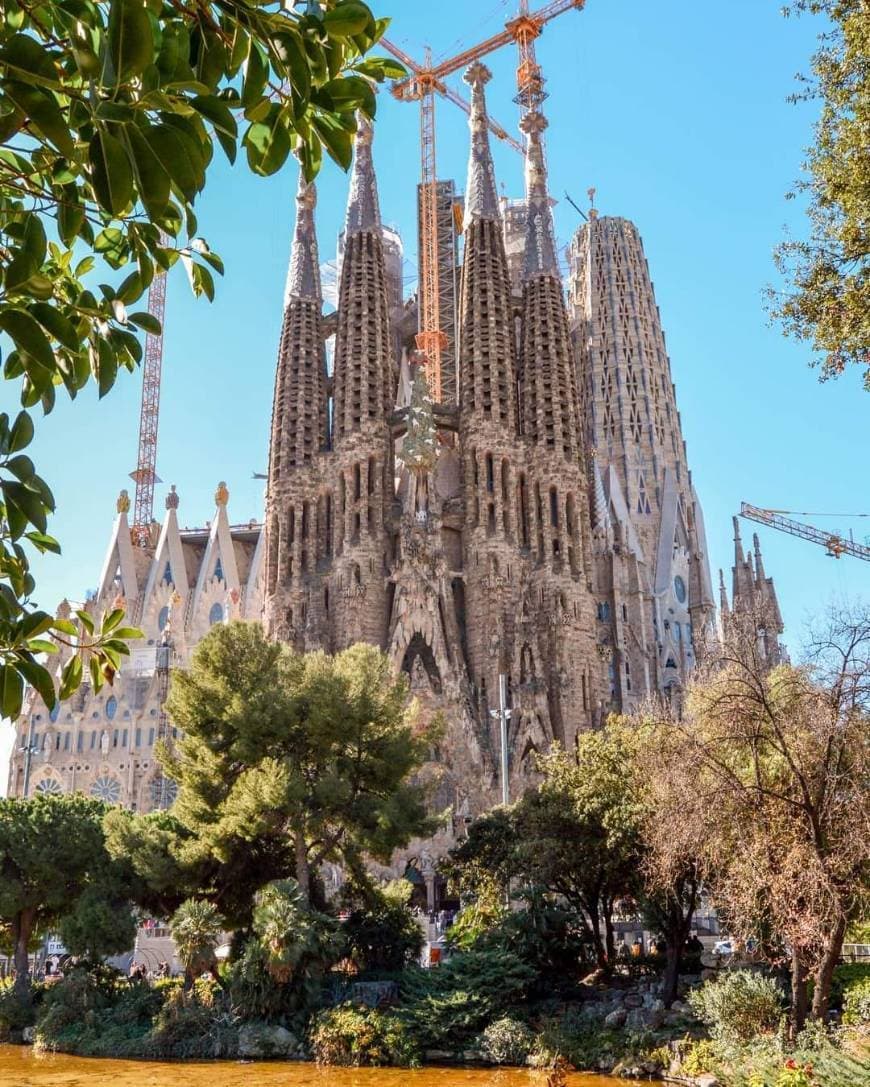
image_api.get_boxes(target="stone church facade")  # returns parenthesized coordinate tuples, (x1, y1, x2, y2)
(8, 63, 748, 858)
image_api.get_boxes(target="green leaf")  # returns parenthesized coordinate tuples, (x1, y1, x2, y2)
(102, 608, 125, 633)
(311, 113, 353, 170)
(271, 28, 310, 100)
(323, 4, 372, 38)
(128, 311, 161, 334)
(58, 654, 83, 700)
(3, 81, 75, 157)
(0, 664, 25, 719)
(0, 33, 58, 84)
(6, 454, 34, 481)
(52, 619, 78, 636)
(25, 639, 58, 655)
(57, 185, 85, 246)
(95, 337, 118, 398)
(24, 530, 61, 554)
(108, 0, 154, 82)
(1, 480, 48, 533)
(241, 40, 267, 110)
(18, 657, 56, 710)
(127, 123, 171, 218)
(89, 130, 134, 215)
(5, 214, 48, 292)
(76, 610, 95, 635)
(142, 124, 199, 202)
(30, 303, 80, 352)
(8, 410, 34, 452)
(191, 94, 238, 140)
(0, 309, 56, 371)
(244, 107, 292, 177)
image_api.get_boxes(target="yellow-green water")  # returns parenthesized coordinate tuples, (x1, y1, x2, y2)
(0, 1045, 622, 1087)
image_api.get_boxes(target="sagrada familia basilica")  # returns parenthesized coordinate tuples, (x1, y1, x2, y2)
(6, 64, 784, 868)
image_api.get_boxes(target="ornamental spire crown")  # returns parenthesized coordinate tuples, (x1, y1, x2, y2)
(463, 63, 500, 228)
(345, 115, 381, 236)
(520, 109, 559, 279)
(284, 169, 321, 305)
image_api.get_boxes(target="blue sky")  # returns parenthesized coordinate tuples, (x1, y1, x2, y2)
(2, 1, 868, 784)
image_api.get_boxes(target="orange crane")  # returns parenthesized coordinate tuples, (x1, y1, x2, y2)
(130, 237, 168, 548)
(740, 503, 870, 563)
(381, 0, 586, 403)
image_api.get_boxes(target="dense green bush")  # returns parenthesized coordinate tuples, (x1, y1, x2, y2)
(309, 1004, 419, 1067)
(0, 978, 38, 1037)
(341, 881, 423, 975)
(480, 1015, 535, 1065)
(532, 1009, 629, 1072)
(688, 970, 784, 1045)
(148, 983, 238, 1059)
(399, 947, 535, 1048)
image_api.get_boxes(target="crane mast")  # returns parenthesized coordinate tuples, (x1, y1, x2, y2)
(381, 0, 585, 402)
(740, 503, 870, 563)
(130, 245, 168, 548)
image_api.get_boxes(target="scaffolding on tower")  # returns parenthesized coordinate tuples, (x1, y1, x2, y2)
(381, 1, 585, 404)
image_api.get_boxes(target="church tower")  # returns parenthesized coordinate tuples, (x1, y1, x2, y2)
(569, 215, 715, 706)
(720, 517, 785, 667)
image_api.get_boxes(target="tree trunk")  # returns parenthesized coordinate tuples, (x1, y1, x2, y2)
(663, 942, 681, 1006)
(585, 898, 608, 971)
(12, 910, 34, 997)
(295, 833, 310, 903)
(791, 948, 809, 1035)
(603, 902, 616, 964)
(811, 914, 847, 1021)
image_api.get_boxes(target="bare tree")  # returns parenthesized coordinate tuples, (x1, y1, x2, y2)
(640, 600, 870, 1030)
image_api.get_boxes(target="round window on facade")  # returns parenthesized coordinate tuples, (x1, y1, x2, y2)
(208, 602, 224, 626)
(105, 696, 118, 720)
(674, 575, 687, 604)
(150, 775, 178, 809)
(90, 776, 122, 804)
(35, 778, 63, 796)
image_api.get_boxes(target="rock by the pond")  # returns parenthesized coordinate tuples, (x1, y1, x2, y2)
(21, 1027, 35, 1044)
(237, 1023, 298, 1059)
(604, 1007, 628, 1028)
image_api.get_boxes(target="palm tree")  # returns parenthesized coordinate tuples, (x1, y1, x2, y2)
(169, 898, 223, 987)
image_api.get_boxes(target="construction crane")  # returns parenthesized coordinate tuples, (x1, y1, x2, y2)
(129, 237, 168, 548)
(740, 503, 870, 563)
(381, 0, 586, 402)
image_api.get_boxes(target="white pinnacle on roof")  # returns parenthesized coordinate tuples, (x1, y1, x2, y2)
(345, 115, 381, 236)
(520, 110, 559, 280)
(463, 62, 500, 228)
(284, 169, 321, 305)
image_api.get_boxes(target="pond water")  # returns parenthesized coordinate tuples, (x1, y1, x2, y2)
(0, 1046, 622, 1087)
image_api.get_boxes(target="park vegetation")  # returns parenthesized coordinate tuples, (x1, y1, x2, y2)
(0, 608, 866, 1085)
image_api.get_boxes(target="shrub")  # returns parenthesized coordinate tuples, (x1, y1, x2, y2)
(341, 880, 423, 974)
(148, 984, 237, 1059)
(841, 974, 870, 1026)
(481, 1016, 535, 1065)
(399, 947, 535, 1048)
(309, 1004, 419, 1067)
(688, 970, 784, 1045)
(0, 980, 37, 1037)
(680, 1038, 721, 1077)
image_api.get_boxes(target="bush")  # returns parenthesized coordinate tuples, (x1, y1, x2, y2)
(481, 1016, 535, 1065)
(0, 980, 38, 1038)
(341, 881, 423, 975)
(680, 1038, 721, 1077)
(148, 984, 237, 1059)
(841, 974, 870, 1026)
(399, 947, 535, 1048)
(532, 1011, 627, 1073)
(688, 970, 784, 1045)
(309, 1004, 419, 1067)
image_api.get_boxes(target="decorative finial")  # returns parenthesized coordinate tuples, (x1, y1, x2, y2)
(345, 115, 381, 236)
(215, 481, 229, 507)
(165, 484, 179, 510)
(56, 598, 71, 620)
(116, 489, 131, 514)
(519, 109, 559, 280)
(463, 63, 500, 228)
(587, 186, 598, 221)
(285, 167, 321, 304)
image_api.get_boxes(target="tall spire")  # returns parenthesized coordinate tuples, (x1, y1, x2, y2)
(332, 113, 393, 444)
(520, 110, 559, 280)
(458, 63, 516, 430)
(345, 116, 380, 236)
(463, 62, 500, 228)
(284, 173, 321, 305)
(719, 568, 730, 615)
(517, 107, 583, 463)
(732, 515, 745, 565)
(268, 165, 327, 480)
(753, 532, 766, 583)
